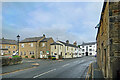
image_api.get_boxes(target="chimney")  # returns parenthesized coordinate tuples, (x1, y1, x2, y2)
(43, 34, 45, 38)
(66, 40, 69, 44)
(73, 41, 77, 46)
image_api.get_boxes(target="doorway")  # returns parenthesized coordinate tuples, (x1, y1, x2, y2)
(86, 52, 88, 56)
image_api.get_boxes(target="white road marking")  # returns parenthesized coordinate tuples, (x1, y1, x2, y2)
(62, 63, 70, 67)
(33, 69, 56, 78)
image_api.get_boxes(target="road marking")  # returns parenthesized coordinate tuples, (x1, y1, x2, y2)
(62, 63, 70, 67)
(33, 69, 56, 78)
(0, 67, 36, 76)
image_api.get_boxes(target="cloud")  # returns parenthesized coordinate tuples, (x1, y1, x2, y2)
(2, 2, 103, 44)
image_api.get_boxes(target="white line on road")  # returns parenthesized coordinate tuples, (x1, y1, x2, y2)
(33, 69, 56, 78)
(62, 63, 70, 67)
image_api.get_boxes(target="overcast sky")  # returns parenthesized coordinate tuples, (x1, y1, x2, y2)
(2, 2, 103, 45)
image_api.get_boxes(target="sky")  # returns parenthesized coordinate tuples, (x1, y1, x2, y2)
(2, 2, 103, 45)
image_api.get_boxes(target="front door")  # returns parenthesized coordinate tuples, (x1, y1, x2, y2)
(86, 52, 88, 56)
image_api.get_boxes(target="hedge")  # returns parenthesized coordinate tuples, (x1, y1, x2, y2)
(2, 57, 22, 66)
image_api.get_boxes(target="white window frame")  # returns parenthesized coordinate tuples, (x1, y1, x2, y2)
(42, 43, 45, 47)
(21, 44, 24, 48)
(30, 43, 33, 47)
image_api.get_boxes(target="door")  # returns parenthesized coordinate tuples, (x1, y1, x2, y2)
(104, 49, 107, 77)
(86, 52, 88, 56)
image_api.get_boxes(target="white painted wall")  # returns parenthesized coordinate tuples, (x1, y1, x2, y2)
(80, 43, 96, 56)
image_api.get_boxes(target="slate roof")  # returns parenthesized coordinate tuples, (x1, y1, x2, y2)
(58, 40, 78, 48)
(80, 42, 96, 46)
(40, 37, 52, 42)
(0, 38, 17, 45)
(20, 37, 43, 43)
(50, 42, 63, 46)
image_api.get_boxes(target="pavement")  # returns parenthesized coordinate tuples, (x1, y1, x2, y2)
(86, 59, 104, 80)
(1, 56, 95, 79)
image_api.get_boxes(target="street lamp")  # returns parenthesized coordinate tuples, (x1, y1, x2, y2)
(17, 35, 20, 56)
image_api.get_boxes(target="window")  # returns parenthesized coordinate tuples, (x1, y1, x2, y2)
(32, 51, 34, 54)
(13, 46, 15, 48)
(9, 46, 11, 48)
(82, 53, 84, 55)
(0, 45, 2, 48)
(21, 52, 22, 55)
(30, 51, 34, 55)
(75, 48, 76, 50)
(42, 43, 45, 47)
(21, 44, 24, 48)
(86, 46, 88, 51)
(29, 51, 32, 55)
(54, 53, 57, 55)
(61, 52, 62, 55)
(30, 43, 33, 47)
(65, 53, 67, 55)
(51, 52, 53, 55)
(82, 46, 84, 48)
(8, 51, 10, 53)
(6, 46, 8, 48)
(89, 49, 92, 51)
(89, 45, 92, 47)
(55, 46, 56, 49)
(90, 53, 92, 55)
(24, 52, 26, 55)
(13, 51, 15, 53)
(71, 48, 73, 50)
(82, 49, 84, 52)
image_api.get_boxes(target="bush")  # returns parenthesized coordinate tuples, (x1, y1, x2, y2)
(2, 57, 22, 66)
(25, 56, 28, 58)
(31, 55, 35, 58)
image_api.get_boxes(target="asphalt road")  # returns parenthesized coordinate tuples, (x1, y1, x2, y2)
(2, 56, 96, 79)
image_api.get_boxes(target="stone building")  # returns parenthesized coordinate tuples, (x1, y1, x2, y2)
(80, 42, 97, 56)
(50, 40, 80, 59)
(19, 34, 54, 58)
(0, 38, 17, 56)
(96, 1, 120, 78)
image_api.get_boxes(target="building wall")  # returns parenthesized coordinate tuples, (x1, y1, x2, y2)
(0, 44, 17, 56)
(109, 1, 120, 78)
(38, 38, 54, 58)
(51, 45, 63, 59)
(19, 42, 37, 58)
(80, 43, 96, 56)
(97, 1, 120, 78)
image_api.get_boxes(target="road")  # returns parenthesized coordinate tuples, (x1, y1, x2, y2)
(2, 56, 96, 79)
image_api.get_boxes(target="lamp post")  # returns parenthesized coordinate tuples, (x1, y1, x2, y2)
(17, 35, 20, 56)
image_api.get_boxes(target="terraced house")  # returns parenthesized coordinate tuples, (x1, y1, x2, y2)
(51, 40, 80, 59)
(0, 38, 17, 56)
(80, 42, 96, 56)
(19, 34, 54, 59)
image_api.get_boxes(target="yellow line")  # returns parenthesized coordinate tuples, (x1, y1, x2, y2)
(0, 67, 36, 76)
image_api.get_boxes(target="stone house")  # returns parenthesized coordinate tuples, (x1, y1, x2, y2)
(51, 40, 80, 59)
(0, 38, 17, 56)
(19, 34, 54, 58)
(96, 1, 120, 78)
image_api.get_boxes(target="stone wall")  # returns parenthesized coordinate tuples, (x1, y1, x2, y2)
(96, 1, 120, 78)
